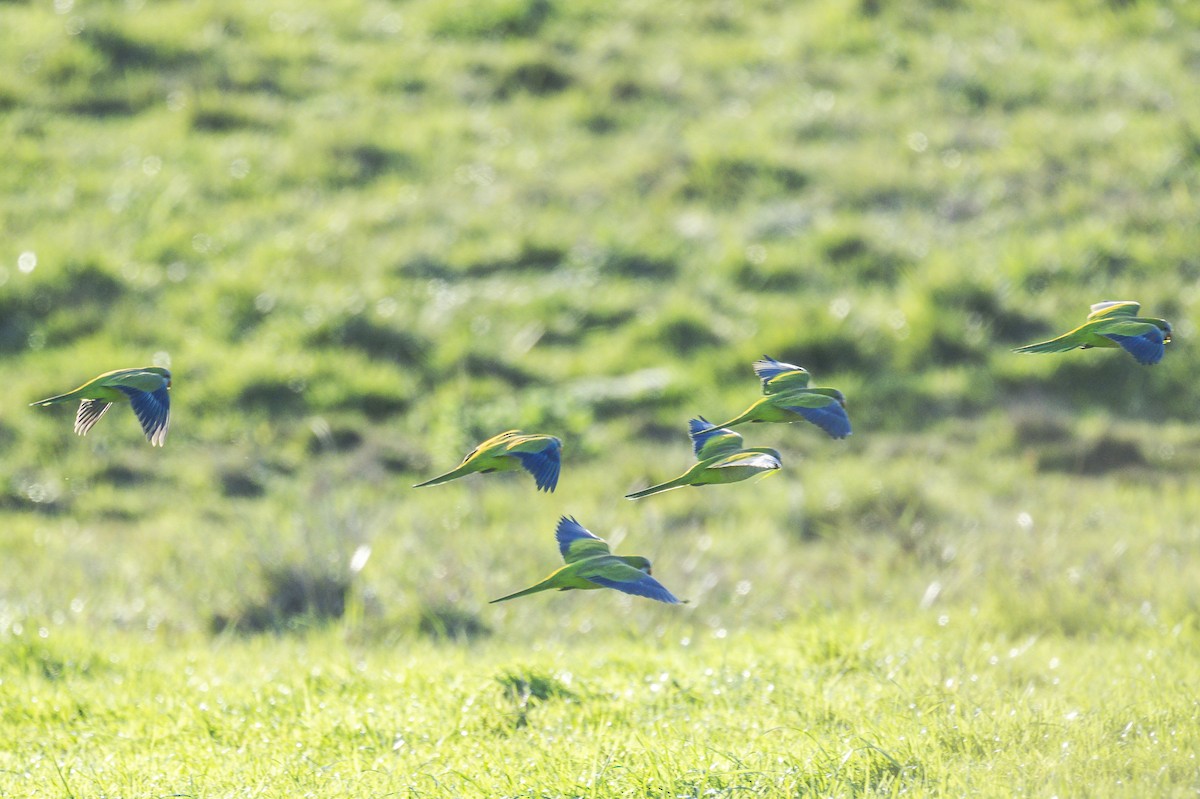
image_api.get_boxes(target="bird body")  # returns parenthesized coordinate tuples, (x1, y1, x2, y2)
(490, 516, 684, 604)
(625, 417, 782, 499)
(1014, 301, 1172, 365)
(414, 430, 561, 492)
(710, 357, 851, 439)
(30, 367, 172, 446)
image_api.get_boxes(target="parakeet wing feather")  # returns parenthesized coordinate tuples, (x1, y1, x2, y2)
(460, 430, 521, 465)
(781, 399, 852, 439)
(1087, 301, 1140, 320)
(587, 570, 684, 604)
(688, 417, 743, 459)
(753, 356, 810, 394)
(511, 439, 561, 492)
(116, 385, 170, 446)
(1101, 329, 1165, 365)
(556, 516, 611, 562)
(710, 451, 782, 471)
(74, 400, 112, 436)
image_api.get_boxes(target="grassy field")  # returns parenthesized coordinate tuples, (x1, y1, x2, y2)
(2, 0, 1200, 795)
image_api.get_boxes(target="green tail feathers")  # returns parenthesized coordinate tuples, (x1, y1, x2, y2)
(625, 479, 688, 499)
(412, 468, 468, 488)
(489, 579, 558, 603)
(29, 391, 80, 407)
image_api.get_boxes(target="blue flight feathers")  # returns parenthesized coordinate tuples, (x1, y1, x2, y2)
(116, 385, 171, 446)
(785, 401, 852, 439)
(752, 356, 799, 382)
(513, 438, 562, 492)
(587, 573, 683, 604)
(1102, 330, 1166, 366)
(555, 516, 609, 561)
(687, 416, 723, 457)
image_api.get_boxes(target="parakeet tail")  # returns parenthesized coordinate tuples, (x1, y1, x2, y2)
(488, 578, 558, 604)
(1012, 337, 1077, 354)
(624, 478, 688, 500)
(29, 390, 82, 407)
(412, 468, 468, 488)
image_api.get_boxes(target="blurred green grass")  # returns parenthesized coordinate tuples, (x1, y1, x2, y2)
(2, 0, 1199, 794)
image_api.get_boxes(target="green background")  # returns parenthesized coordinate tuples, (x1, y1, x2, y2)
(1, 0, 1198, 795)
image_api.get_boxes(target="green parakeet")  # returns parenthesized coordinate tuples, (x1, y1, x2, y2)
(625, 417, 782, 499)
(490, 516, 685, 604)
(1014, 301, 1171, 365)
(414, 430, 561, 492)
(710, 357, 851, 438)
(30, 367, 172, 446)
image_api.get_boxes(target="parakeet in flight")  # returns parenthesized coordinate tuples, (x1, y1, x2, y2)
(625, 417, 782, 499)
(490, 516, 685, 604)
(30, 367, 172, 446)
(414, 430, 561, 492)
(709, 356, 851, 439)
(1013, 301, 1172, 365)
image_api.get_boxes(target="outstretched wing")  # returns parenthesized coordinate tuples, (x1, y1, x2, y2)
(1101, 324, 1166, 365)
(74, 400, 112, 436)
(460, 429, 521, 465)
(115, 385, 170, 446)
(1087, 300, 1140, 321)
(753, 356, 810, 394)
(710, 450, 782, 472)
(555, 516, 611, 563)
(584, 562, 684, 605)
(507, 435, 562, 492)
(779, 395, 852, 439)
(688, 417, 744, 459)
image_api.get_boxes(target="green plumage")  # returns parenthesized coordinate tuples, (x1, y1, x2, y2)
(490, 516, 684, 604)
(30, 367, 172, 446)
(1014, 301, 1172, 365)
(625, 420, 782, 500)
(414, 430, 562, 492)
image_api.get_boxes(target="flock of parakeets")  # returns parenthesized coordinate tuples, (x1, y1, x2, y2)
(29, 301, 1172, 606)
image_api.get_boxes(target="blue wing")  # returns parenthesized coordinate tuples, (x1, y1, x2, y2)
(512, 438, 561, 492)
(116, 385, 170, 446)
(688, 417, 743, 459)
(1102, 329, 1165, 365)
(783, 399, 852, 439)
(555, 516, 610, 562)
(588, 572, 684, 604)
